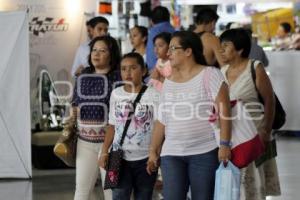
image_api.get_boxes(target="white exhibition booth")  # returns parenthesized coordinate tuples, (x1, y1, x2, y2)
(266, 51, 300, 131)
(0, 11, 32, 179)
(0, 10, 33, 200)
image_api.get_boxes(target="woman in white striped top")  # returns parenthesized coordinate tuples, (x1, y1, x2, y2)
(146, 31, 232, 200)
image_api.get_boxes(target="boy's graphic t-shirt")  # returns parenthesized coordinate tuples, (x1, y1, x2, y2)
(109, 86, 160, 161)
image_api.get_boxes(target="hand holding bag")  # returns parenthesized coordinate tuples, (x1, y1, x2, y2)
(104, 85, 148, 190)
(53, 117, 77, 167)
(214, 161, 241, 200)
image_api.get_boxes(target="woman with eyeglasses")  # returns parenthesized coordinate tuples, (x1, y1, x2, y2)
(71, 35, 121, 200)
(147, 31, 232, 200)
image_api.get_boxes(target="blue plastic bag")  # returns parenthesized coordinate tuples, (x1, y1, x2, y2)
(214, 161, 241, 200)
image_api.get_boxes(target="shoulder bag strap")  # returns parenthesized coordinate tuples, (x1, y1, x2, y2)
(250, 60, 264, 104)
(119, 85, 148, 147)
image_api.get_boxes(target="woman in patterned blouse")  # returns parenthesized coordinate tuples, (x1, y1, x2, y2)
(71, 35, 121, 200)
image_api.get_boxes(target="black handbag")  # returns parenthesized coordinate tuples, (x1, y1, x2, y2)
(103, 85, 148, 190)
(250, 60, 286, 130)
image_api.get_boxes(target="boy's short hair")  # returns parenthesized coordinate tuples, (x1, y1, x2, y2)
(280, 22, 291, 33)
(153, 32, 172, 44)
(151, 6, 170, 24)
(89, 16, 109, 28)
(195, 8, 219, 25)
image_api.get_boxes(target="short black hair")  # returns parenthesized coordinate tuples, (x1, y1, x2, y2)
(86, 20, 92, 26)
(88, 35, 120, 72)
(89, 16, 109, 28)
(172, 31, 207, 65)
(195, 8, 219, 25)
(280, 22, 291, 33)
(151, 6, 170, 24)
(219, 28, 251, 58)
(244, 27, 253, 38)
(153, 32, 172, 44)
(225, 22, 234, 30)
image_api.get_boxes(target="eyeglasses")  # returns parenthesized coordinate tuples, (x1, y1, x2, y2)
(168, 46, 184, 53)
(91, 48, 108, 53)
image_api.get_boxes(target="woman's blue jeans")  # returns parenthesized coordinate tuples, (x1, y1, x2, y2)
(161, 148, 219, 200)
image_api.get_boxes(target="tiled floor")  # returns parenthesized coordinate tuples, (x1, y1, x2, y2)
(0, 135, 299, 200)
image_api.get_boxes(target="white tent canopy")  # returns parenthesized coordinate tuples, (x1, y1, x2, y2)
(0, 10, 31, 178)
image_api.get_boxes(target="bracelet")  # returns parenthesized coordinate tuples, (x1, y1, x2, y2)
(220, 140, 232, 147)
